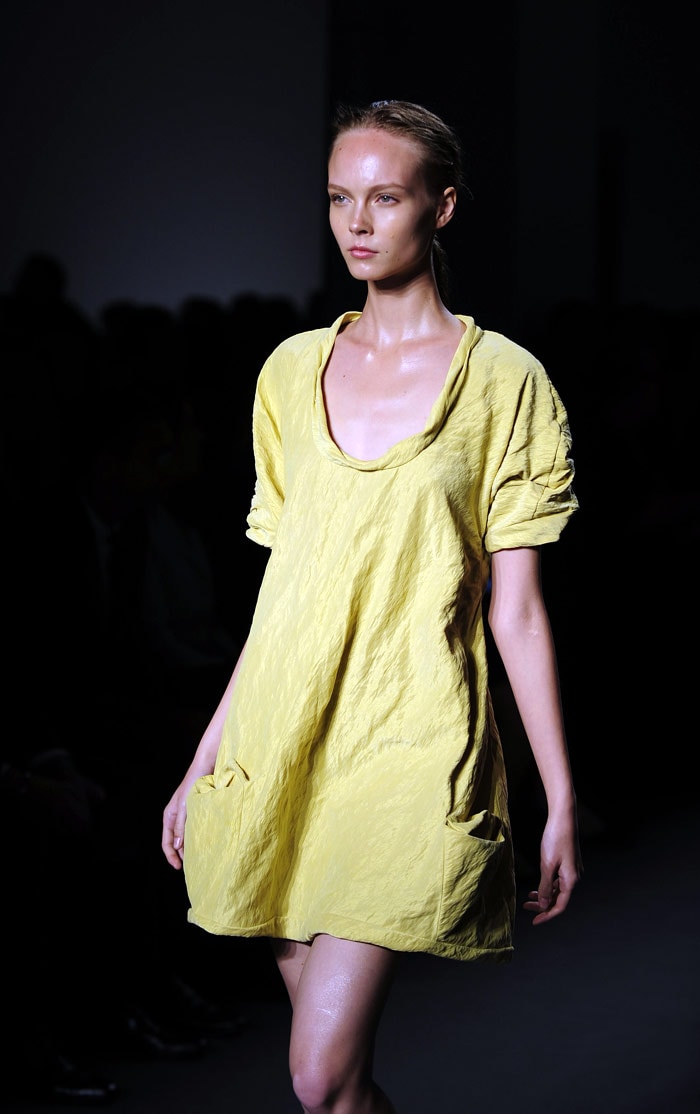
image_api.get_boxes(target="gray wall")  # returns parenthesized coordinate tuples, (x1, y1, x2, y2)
(0, 1, 329, 321)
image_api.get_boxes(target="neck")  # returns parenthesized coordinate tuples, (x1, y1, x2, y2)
(356, 275, 456, 345)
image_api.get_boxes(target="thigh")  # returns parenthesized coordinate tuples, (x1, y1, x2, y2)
(288, 934, 398, 1074)
(271, 937, 313, 1009)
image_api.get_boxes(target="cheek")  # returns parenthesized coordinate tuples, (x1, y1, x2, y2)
(328, 210, 344, 243)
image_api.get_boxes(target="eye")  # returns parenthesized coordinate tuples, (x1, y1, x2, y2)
(376, 193, 398, 205)
(329, 192, 348, 204)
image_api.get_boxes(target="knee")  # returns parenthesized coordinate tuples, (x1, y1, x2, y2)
(291, 1055, 344, 1113)
(291, 1063, 336, 1113)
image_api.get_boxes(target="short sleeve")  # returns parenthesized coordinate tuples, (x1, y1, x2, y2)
(245, 361, 285, 548)
(484, 361, 578, 553)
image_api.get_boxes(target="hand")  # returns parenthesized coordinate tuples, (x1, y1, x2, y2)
(522, 809, 583, 925)
(162, 776, 198, 869)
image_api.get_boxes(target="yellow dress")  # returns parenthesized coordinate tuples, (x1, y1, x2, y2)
(183, 313, 578, 962)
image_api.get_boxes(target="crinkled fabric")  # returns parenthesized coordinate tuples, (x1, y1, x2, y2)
(183, 313, 578, 962)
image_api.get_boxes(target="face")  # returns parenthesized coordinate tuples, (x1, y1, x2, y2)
(327, 127, 455, 287)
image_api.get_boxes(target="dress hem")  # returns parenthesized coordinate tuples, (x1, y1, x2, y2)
(186, 909, 514, 964)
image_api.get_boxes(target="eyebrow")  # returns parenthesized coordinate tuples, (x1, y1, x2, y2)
(327, 181, 408, 193)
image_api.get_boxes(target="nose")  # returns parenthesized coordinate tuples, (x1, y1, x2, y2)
(349, 203, 370, 235)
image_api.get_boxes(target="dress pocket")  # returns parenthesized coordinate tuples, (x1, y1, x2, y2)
(436, 809, 514, 949)
(182, 766, 248, 915)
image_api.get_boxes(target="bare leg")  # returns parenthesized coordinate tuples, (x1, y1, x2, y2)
(272, 934, 398, 1114)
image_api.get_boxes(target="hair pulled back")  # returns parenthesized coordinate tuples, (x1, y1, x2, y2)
(329, 100, 467, 305)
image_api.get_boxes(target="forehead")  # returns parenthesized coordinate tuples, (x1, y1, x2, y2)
(328, 127, 426, 186)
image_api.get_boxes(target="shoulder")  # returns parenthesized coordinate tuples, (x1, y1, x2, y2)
(253, 328, 327, 412)
(258, 313, 358, 387)
(470, 327, 568, 413)
(472, 328, 546, 380)
(267, 312, 359, 364)
(262, 326, 330, 370)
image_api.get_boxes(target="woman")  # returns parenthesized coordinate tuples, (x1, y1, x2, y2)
(162, 99, 582, 1114)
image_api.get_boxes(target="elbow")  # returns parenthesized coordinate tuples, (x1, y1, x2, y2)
(488, 604, 548, 653)
(487, 602, 507, 654)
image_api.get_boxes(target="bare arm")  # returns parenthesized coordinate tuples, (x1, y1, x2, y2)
(161, 640, 247, 869)
(488, 547, 582, 923)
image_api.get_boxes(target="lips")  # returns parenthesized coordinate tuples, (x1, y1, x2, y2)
(349, 247, 377, 258)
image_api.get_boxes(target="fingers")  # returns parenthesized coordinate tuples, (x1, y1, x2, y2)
(524, 817, 583, 925)
(162, 798, 186, 870)
(522, 870, 575, 924)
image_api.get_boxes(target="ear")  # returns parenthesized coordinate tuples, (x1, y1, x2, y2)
(435, 186, 457, 230)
